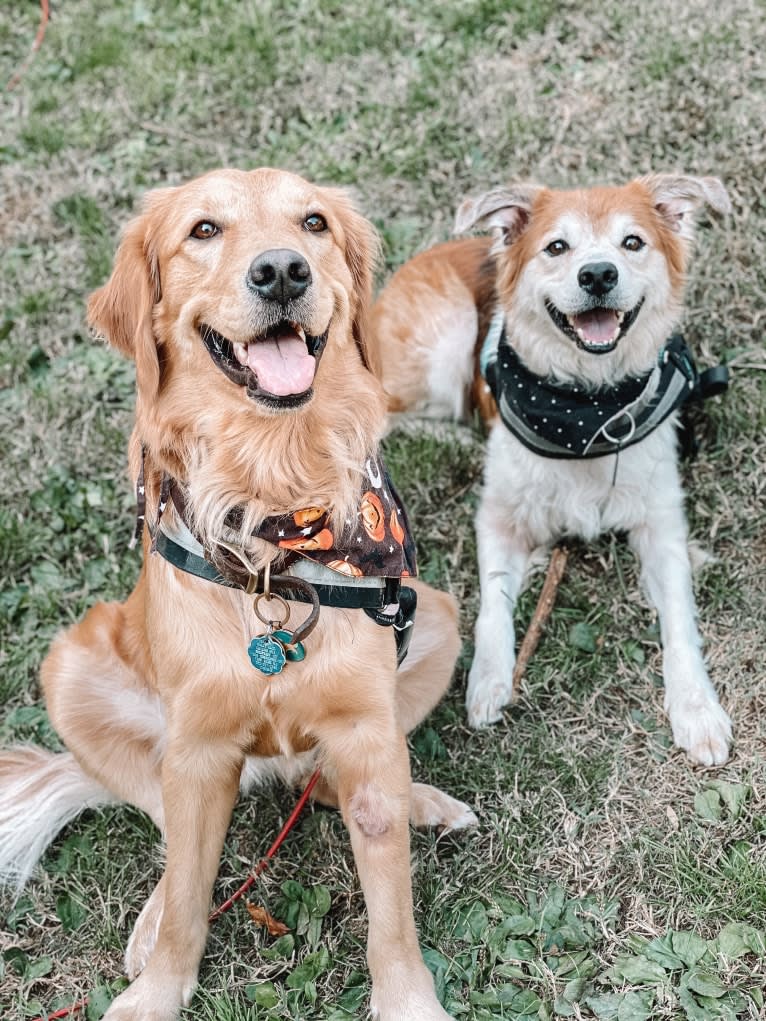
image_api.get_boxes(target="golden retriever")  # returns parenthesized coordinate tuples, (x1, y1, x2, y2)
(373, 174, 732, 764)
(0, 168, 476, 1021)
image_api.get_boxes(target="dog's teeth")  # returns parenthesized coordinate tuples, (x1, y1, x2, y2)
(233, 342, 249, 365)
(295, 325, 306, 342)
(616, 310, 625, 322)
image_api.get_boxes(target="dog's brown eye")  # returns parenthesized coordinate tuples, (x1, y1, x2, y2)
(304, 214, 327, 233)
(190, 221, 220, 240)
(622, 235, 645, 252)
(545, 239, 569, 257)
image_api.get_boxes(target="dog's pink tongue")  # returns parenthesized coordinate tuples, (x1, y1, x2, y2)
(574, 308, 620, 345)
(246, 331, 316, 396)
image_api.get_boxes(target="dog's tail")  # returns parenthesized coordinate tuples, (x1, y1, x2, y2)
(0, 746, 113, 894)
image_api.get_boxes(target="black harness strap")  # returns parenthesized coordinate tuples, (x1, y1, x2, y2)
(133, 463, 417, 666)
(483, 323, 728, 460)
(153, 528, 403, 610)
(154, 528, 415, 665)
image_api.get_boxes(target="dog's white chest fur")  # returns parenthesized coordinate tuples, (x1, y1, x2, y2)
(471, 412, 730, 768)
(483, 416, 681, 545)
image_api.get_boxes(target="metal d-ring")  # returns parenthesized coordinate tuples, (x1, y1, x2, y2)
(253, 592, 290, 630)
(601, 410, 636, 446)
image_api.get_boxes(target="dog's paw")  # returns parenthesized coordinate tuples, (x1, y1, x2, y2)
(370, 966, 454, 1021)
(125, 881, 164, 979)
(466, 657, 513, 728)
(410, 783, 478, 831)
(102, 990, 172, 1021)
(669, 698, 732, 766)
(373, 1005, 453, 1021)
(103, 966, 195, 1021)
(371, 1003, 452, 1021)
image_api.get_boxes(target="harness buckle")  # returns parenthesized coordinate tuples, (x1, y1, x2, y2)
(600, 410, 636, 447)
(660, 338, 697, 390)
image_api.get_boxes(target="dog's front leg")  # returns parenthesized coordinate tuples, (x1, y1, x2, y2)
(467, 493, 532, 726)
(323, 717, 453, 1021)
(629, 497, 731, 766)
(103, 737, 243, 1021)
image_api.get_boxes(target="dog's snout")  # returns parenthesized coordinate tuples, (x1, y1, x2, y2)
(248, 249, 312, 304)
(578, 261, 618, 297)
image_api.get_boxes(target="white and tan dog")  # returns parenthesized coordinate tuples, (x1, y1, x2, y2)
(373, 174, 732, 766)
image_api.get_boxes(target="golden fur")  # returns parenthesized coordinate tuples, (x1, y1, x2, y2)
(0, 169, 474, 1021)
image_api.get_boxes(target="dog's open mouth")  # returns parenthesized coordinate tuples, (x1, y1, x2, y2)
(199, 321, 328, 407)
(545, 299, 644, 355)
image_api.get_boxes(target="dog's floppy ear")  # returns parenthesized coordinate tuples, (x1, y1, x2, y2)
(640, 174, 731, 242)
(325, 187, 382, 377)
(87, 196, 165, 401)
(454, 183, 544, 245)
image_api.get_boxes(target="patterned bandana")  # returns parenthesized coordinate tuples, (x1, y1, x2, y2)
(484, 325, 700, 460)
(220, 453, 417, 580)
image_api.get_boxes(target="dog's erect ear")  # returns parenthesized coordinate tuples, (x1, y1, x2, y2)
(640, 174, 731, 242)
(87, 199, 164, 400)
(325, 187, 382, 377)
(454, 183, 544, 245)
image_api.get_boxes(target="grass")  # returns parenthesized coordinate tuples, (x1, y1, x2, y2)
(1, 0, 765, 1018)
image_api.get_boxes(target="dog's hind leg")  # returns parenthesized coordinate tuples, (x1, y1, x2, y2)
(39, 598, 186, 987)
(42, 599, 167, 830)
(396, 581, 478, 830)
(394, 580, 461, 733)
(629, 475, 732, 766)
(0, 599, 165, 892)
(124, 875, 166, 981)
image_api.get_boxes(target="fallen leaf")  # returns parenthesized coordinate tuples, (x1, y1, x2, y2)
(569, 622, 597, 653)
(716, 921, 766, 960)
(607, 953, 668, 984)
(707, 780, 749, 819)
(670, 930, 708, 969)
(286, 946, 331, 988)
(245, 901, 290, 937)
(503, 913, 537, 936)
(685, 968, 728, 998)
(694, 788, 723, 822)
(643, 933, 684, 971)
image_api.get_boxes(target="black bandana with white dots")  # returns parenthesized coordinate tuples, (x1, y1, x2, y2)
(484, 331, 700, 459)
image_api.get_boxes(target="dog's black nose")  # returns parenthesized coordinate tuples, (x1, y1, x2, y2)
(248, 249, 311, 303)
(578, 261, 618, 297)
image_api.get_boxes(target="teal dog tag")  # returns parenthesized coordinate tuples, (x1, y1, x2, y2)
(273, 630, 306, 662)
(248, 634, 287, 675)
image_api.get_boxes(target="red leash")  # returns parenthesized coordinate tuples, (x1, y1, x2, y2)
(34, 998, 89, 1021)
(208, 768, 320, 921)
(29, 768, 321, 1021)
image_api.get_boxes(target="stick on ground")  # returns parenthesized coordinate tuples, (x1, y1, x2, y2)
(512, 545, 569, 697)
(6, 0, 50, 91)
